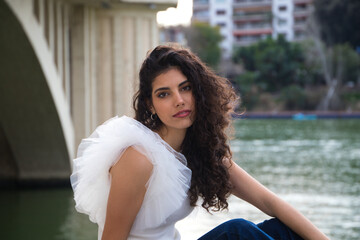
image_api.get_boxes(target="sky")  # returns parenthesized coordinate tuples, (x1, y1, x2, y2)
(156, 0, 193, 26)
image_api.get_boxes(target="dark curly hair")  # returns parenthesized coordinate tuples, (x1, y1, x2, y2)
(133, 44, 239, 212)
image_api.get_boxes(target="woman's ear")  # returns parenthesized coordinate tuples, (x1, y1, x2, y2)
(146, 100, 155, 114)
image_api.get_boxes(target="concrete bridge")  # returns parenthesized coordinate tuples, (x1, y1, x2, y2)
(0, 0, 176, 186)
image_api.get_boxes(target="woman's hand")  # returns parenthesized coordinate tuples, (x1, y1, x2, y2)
(225, 159, 329, 240)
(101, 147, 153, 240)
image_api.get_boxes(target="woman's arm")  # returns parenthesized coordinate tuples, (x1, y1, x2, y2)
(101, 147, 153, 240)
(225, 159, 329, 240)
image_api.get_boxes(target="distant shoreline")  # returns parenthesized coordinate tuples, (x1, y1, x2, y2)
(235, 111, 360, 119)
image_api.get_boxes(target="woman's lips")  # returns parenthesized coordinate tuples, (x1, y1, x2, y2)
(173, 110, 191, 118)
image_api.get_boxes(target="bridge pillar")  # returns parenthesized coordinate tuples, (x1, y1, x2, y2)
(70, 3, 165, 145)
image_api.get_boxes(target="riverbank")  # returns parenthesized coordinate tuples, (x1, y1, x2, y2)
(236, 111, 360, 119)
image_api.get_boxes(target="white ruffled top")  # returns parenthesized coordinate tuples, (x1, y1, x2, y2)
(70, 116, 193, 240)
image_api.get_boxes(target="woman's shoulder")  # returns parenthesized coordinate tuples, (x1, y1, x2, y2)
(76, 115, 156, 156)
(86, 115, 150, 140)
(70, 116, 158, 227)
(110, 146, 153, 178)
(80, 115, 187, 165)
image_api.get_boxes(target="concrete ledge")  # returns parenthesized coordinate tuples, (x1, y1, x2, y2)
(0, 178, 71, 189)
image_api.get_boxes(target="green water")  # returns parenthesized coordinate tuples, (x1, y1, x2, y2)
(1, 119, 359, 240)
(231, 119, 360, 239)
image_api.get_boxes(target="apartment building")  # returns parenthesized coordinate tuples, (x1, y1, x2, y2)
(193, 0, 313, 58)
(193, 0, 233, 58)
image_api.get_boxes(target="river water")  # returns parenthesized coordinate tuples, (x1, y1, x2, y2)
(1, 119, 359, 240)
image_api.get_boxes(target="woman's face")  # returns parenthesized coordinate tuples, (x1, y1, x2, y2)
(151, 67, 196, 132)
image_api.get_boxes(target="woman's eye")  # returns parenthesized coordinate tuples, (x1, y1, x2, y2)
(182, 85, 192, 91)
(158, 92, 168, 98)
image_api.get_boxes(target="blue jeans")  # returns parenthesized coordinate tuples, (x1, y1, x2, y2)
(198, 218, 303, 240)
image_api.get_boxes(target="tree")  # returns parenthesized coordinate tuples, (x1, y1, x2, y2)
(185, 22, 222, 69)
(305, 12, 360, 111)
(314, 0, 360, 48)
(304, 39, 360, 110)
(233, 36, 309, 92)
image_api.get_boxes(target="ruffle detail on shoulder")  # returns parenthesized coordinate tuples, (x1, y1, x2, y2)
(70, 116, 192, 234)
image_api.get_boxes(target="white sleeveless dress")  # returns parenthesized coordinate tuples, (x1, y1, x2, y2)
(70, 116, 193, 240)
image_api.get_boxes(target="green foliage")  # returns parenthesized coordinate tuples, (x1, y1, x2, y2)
(341, 91, 360, 111)
(303, 40, 360, 85)
(185, 22, 222, 69)
(232, 33, 360, 111)
(233, 36, 307, 92)
(299, 40, 327, 86)
(234, 72, 260, 110)
(314, 0, 360, 48)
(332, 44, 360, 84)
(342, 92, 360, 103)
(233, 44, 257, 71)
(235, 71, 258, 93)
(279, 85, 307, 110)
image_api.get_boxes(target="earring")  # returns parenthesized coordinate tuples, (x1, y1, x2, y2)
(151, 113, 157, 120)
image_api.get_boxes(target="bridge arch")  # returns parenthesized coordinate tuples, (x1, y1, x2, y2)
(0, 0, 74, 185)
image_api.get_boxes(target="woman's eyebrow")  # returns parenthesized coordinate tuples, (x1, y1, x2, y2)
(153, 80, 189, 94)
(178, 80, 190, 87)
(154, 87, 169, 94)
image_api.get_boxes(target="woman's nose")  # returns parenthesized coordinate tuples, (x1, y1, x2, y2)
(174, 92, 185, 107)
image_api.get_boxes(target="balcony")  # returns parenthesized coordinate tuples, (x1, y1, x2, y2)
(234, 33, 271, 46)
(293, 9, 311, 18)
(193, 0, 209, 3)
(294, 17, 307, 26)
(293, 23, 307, 32)
(234, 22, 271, 30)
(121, 0, 177, 5)
(193, 5, 209, 11)
(193, 0, 209, 9)
(233, 0, 272, 8)
(294, 29, 307, 41)
(233, 11, 272, 22)
(192, 10, 210, 22)
(294, 0, 313, 5)
(233, 28, 272, 36)
(192, 16, 210, 22)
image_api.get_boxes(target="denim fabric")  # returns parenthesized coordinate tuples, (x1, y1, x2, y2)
(198, 218, 303, 240)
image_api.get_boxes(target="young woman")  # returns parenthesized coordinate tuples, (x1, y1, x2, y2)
(71, 45, 329, 240)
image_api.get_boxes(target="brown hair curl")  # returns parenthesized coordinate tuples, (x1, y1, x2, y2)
(133, 44, 239, 212)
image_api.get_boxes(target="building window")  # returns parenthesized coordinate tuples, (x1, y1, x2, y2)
(294, 4, 307, 12)
(235, 23, 245, 29)
(194, 0, 209, 3)
(217, 22, 226, 27)
(295, 30, 305, 39)
(194, 0, 209, 4)
(235, 35, 262, 43)
(279, 6, 287, 11)
(277, 18, 287, 26)
(216, 10, 226, 15)
(295, 17, 306, 25)
(193, 10, 209, 18)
